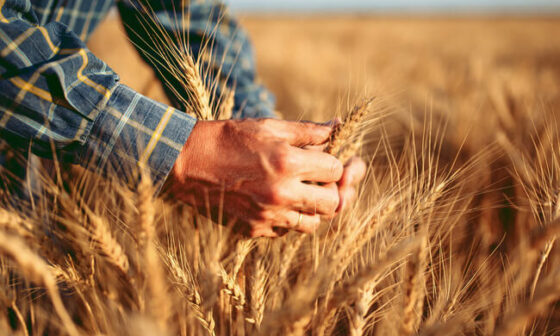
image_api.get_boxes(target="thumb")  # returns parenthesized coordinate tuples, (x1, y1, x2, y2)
(272, 120, 333, 147)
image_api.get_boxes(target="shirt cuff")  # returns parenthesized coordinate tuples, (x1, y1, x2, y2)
(81, 83, 197, 193)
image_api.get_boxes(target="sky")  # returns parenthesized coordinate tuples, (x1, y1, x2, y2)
(226, 0, 560, 13)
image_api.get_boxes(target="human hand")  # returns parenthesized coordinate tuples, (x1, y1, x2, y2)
(166, 119, 344, 237)
(336, 156, 367, 211)
(302, 117, 367, 213)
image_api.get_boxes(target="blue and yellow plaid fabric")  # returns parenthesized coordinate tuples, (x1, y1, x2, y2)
(0, 0, 275, 191)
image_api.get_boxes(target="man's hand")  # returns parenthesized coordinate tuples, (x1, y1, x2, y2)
(166, 119, 344, 237)
(337, 156, 367, 211)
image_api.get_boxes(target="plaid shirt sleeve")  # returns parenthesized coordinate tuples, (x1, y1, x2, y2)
(0, 0, 197, 191)
(117, 0, 276, 119)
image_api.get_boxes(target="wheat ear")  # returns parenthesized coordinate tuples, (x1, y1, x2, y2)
(130, 0, 213, 120)
(0, 208, 34, 240)
(328, 238, 422, 310)
(137, 175, 170, 330)
(247, 254, 267, 328)
(218, 239, 252, 312)
(337, 132, 364, 165)
(83, 207, 129, 274)
(219, 266, 246, 311)
(348, 286, 376, 336)
(165, 253, 216, 335)
(399, 236, 428, 335)
(177, 54, 214, 120)
(325, 97, 374, 156)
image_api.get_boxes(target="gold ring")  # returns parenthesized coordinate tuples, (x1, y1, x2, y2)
(295, 212, 304, 230)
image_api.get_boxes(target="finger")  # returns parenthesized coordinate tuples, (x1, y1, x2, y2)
(271, 120, 332, 147)
(303, 144, 326, 152)
(291, 147, 344, 183)
(339, 156, 367, 187)
(273, 211, 321, 233)
(292, 182, 340, 216)
(250, 225, 279, 238)
(337, 185, 357, 212)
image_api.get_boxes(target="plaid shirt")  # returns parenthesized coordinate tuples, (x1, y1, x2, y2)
(0, 0, 275, 192)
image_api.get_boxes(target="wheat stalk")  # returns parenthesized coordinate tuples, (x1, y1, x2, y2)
(124, 0, 214, 120)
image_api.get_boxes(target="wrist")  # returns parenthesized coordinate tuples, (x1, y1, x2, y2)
(168, 120, 228, 188)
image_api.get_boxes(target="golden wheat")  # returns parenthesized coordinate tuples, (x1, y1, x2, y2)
(0, 12, 559, 336)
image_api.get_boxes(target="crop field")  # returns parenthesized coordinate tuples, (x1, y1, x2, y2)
(1, 14, 560, 336)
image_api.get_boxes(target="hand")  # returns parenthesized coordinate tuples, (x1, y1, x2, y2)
(337, 156, 367, 212)
(165, 119, 344, 237)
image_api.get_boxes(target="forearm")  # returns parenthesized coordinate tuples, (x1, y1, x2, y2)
(0, 0, 196, 191)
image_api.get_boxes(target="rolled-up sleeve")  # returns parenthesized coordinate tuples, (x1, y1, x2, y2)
(84, 84, 195, 191)
(0, 0, 196, 191)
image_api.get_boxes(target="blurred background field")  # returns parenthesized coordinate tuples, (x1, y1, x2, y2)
(244, 16, 560, 120)
(90, 15, 560, 123)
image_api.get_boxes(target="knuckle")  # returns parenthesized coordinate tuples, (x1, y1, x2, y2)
(259, 210, 275, 221)
(310, 216, 321, 232)
(262, 183, 287, 205)
(271, 144, 292, 174)
(301, 216, 321, 234)
(250, 229, 262, 238)
(325, 189, 340, 215)
(249, 221, 269, 238)
(330, 158, 344, 181)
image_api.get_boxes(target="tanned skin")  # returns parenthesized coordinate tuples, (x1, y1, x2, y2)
(167, 119, 366, 237)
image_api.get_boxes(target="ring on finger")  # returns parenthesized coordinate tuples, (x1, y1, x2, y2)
(295, 212, 304, 230)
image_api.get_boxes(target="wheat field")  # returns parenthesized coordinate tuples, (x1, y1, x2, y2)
(1, 14, 560, 336)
